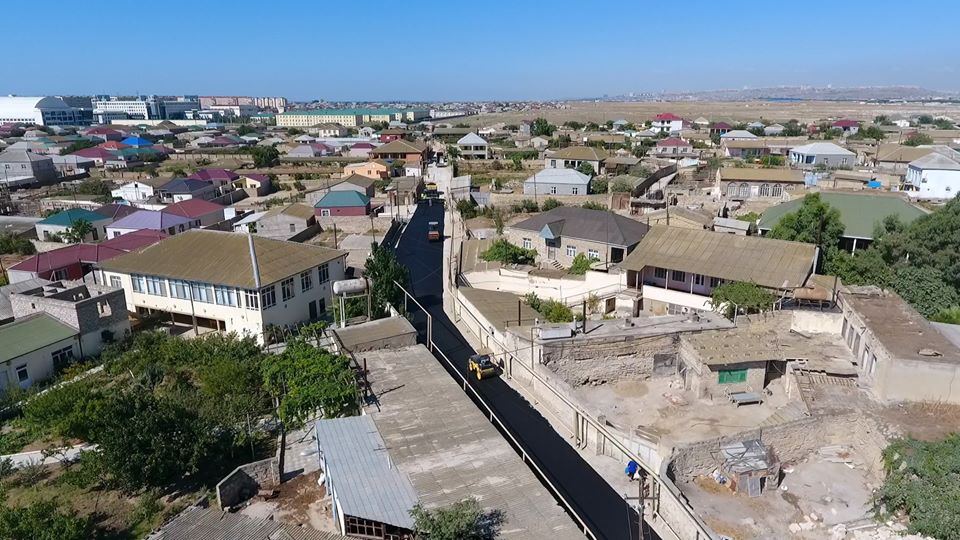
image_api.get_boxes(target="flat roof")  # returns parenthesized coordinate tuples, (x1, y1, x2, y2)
(457, 287, 538, 331)
(360, 344, 580, 539)
(332, 317, 417, 352)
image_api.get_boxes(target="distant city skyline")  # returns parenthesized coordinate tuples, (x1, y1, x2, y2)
(5, 0, 960, 101)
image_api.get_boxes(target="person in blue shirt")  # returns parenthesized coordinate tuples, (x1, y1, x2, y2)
(624, 460, 640, 481)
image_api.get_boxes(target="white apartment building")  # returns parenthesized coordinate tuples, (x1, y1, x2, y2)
(97, 230, 346, 343)
(0, 96, 85, 126)
(93, 98, 157, 120)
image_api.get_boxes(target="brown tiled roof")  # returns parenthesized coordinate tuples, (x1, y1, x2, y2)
(621, 226, 816, 289)
(370, 139, 426, 155)
(99, 229, 344, 288)
(264, 202, 315, 221)
(548, 145, 608, 161)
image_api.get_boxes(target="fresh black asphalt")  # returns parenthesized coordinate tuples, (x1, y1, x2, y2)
(391, 202, 654, 540)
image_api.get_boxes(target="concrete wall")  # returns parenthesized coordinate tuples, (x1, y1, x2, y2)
(461, 265, 623, 306)
(256, 213, 315, 240)
(790, 310, 842, 335)
(215, 456, 280, 509)
(316, 215, 392, 235)
(540, 332, 677, 386)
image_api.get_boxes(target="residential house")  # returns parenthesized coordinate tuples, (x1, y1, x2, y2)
(720, 130, 758, 142)
(456, 133, 490, 160)
(764, 123, 785, 136)
(505, 206, 649, 267)
(639, 207, 713, 230)
(36, 208, 112, 242)
(287, 143, 334, 158)
(652, 137, 695, 157)
(187, 168, 240, 188)
(832, 119, 860, 135)
(620, 226, 816, 315)
(711, 217, 754, 235)
(314, 191, 371, 216)
(693, 117, 710, 127)
(97, 229, 348, 342)
(522, 168, 591, 196)
(110, 177, 169, 202)
(70, 147, 115, 167)
(544, 146, 607, 174)
(651, 113, 684, 134)
(0, 314, 79, 392)
(369, 139, 429, 163)
(343, 159, 390, 179)
(237, 203, 317, 240)
(163, 199, 227, 227)
(873, 144, 940, 172)
(759, 191, 926, 252)
(346, 142, 377, 158)
(529, 136, 550, 150)
(0, 149, 57, 185)
(717, 167, 806, 201)
(309, 123, 349, 137)
(7, 230, 166, 283)
(839, 289, 960, 404)
(235, 173, 272, 197)
(83, 126, 124, 142)
(156, 178, 218, 202)
(378, 128, 409, 143)
(789, 142, 856, 169)
(903, 151, 960, 200)
(93, 203, 139, 222)
(106, 210, 195, 238)
(709, 122, 733, 136)
(386, 176, 422, 206)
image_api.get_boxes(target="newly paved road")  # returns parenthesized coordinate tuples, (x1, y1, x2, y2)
(392, 202, 650, 540)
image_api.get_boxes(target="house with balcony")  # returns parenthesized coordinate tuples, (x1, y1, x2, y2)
(369, 139, 428, 163)
(651, 113, 684, 134)
(544, 146, 607, 174)
(619, 226, 817, 316)
(456, 133, 490, 160)
(652, 137, 695, 157)
(717, 167, 806, 201)
(97, 230, 347, 343)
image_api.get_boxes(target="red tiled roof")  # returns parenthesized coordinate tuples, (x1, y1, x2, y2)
(99, 141, 129, 150)
(188, 168, 239, 182)
(833, 119, 860, 127)
(655, 113, 683, 121)
(242, 173, 270, 182)
(72, 147, 115, 159)
(656, 137, 690, 147)
(163, 199, 225, 219)
(10, 244, 126, 273)
(711, 122, 733, 130)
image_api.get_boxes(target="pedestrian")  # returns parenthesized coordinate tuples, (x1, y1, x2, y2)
(624, 460, 640, 481)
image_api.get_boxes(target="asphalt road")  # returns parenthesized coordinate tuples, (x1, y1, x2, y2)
(392, 202, 651, 540)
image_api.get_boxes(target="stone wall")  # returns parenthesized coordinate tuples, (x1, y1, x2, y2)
(215, 456, 280, 509)
(541, 333, 677, 385)
(490, 192, 611, 209)
(668, 412, 888, 483)
(316, 215, 393, 235)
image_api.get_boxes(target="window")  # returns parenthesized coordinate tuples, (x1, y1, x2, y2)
(320, 209, 331, 216)
(671, 270, 686, 282)
(51, 346, 74, 365)
(694, 274, 705, 286)
(261, 286, 277, 309)
(278, 277, 294, 301)
(289, 223, 296, 233)
(522, 238, 532, 249)
(169, 280, 188, 299)
(587, 249, 600, 260)
(710, 277, 721, 288)
(758, 184, 771, 197)
(109, 276, 122, 289)
(244, 289, 259, 310)
(15, 365, 29, 383)
(214, 285, 237, 306)
(566, 245, 577, 257)
(318, 263, 330, 284)
(51, 268, 68, 281)
(654, 267, 667, 279)
(301, 270, 313, 292)
(572, 187, 579, 195)
(718, 369, 748, 384)
(550, 186, 557, 195)
(191, 283, 212, 303)
(726, 183, 738, 197)
(738, 183, 750, 198)
(131, 275, 145, 293)
(771, 184, 783, 197)
(145, 276, 166, 296)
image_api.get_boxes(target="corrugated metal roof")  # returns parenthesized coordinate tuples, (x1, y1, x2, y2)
(524, 168, 590, 186)
(758, 192, 926, 239)
(621, 226, 816, 289)
(39, 208, 108, 227)
(0, 313, 77, 363)
(150, 504, 348, 540)
(314, 191, 369, 208)
(314, 415, 418, 530)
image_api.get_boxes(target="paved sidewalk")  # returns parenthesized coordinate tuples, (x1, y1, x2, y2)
(3, 443, 97, 469)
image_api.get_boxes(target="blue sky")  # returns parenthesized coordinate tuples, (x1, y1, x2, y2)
(4, 0, 959, 101)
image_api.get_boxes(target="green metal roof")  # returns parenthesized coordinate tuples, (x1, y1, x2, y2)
(759, 192, 927, 240)
(39, 208, 106, 227)
(0, 314, 77, 364)
(314, 190, 370, 208)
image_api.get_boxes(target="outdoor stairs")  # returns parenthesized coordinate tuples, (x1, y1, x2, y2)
(759, 400, 810, 427)
(549, 260, 564, 271)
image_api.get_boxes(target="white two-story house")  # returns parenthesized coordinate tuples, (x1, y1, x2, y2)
(97, 229, 347, 343)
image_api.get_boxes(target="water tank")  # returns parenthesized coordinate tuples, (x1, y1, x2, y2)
(333, 278, 368, 295)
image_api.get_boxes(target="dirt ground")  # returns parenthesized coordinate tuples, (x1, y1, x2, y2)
(461, 101, 960, 126)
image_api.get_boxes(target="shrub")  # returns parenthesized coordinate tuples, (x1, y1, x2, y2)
(509, 199, 538, 213)
(590, 178, 608, 194)
(568, 253, 596, 275)
(540, 198, 563, 211)
(581, 201, 607, 211)
(710, 281, 775, 319)
(480, 239, 537, 265)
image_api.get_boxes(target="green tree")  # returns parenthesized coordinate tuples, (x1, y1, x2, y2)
(874, 435, 960, 539)
(783, 120, 804, 137)
(286, 127, 304, 136)
(873, 115, 891, 125)
(0, 233, 36, 255)
(236, 124, 255, 136)
(540, 198, 563, 211)
(511, 155, 523, 171)
(61, 219, 94, 243)
(61, 140, 97, 155)
(0, 500, 92, 540)
(531, 117, 555, 137)
(859, 125, 886, 141)
(736, 212, 760, 223)
(568, 253, 597, 275)
(410, 498, 498, 540)
(590, 177, 608, 194)
(759, 155, 785, 167)
(446, 145, 461, 159)
(251, 145, 280, 167)
(480, 239, 537, 265)
(890, 265, 960, 318)
(364, 243, 411, 318)
(575, 162, 595, 177)
(903, 132, 933, 146)
(456, 198, 479, 219)
(917, 114, 934, 125)
(710, 281, 776, 319)
(581, 201, 607, 211)
(563, 121, 583, 130)
(933, 118, 956, 129)
(610, 179, 634, 193)
(767, 193, 845, 261)
(262, 341, 358, 427)
(22, 378, 107, 441)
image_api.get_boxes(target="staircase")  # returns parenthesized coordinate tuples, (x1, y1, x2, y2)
(759, 400, 810, 427)
(549, 260, 564, 272)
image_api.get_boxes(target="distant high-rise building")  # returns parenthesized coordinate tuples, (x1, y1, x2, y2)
(0, 96, 85, 126)
(200, 96, 287, 110)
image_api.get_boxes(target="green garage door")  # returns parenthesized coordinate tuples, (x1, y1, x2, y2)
(718, 369, 748, 384)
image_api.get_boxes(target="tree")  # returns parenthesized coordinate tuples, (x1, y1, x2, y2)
(61, 219, 94, 243)
(610, 179, 634, 193)
(410, 498, 500, 540)
(917, 114, 934, 125)
(286, 127, 304, 136)
(364, 243, 410, 318)
(455, 198, 479, 219)
(736, 212, 760, 223)
(236, 124, 255, 136)
(251, 145, 280, 167)
(581, 201, 606, 211)
(783, 120, 803, 137)
(262, 341, 358, 427)
(903, 132, 933, 146)
(759, 155, 785, 167)
(590, 177, 608, 194)
(933, 118, 956, 129)
(445, 145, 461, 160)
(511, 156, 523, 171)
(540, 198, 563, 211)
(710, 281, 776, 319)
(874, 115, 892, 126)
(0, 233, 36, 255)
(531, 117, 554, 137)
(859, 125, 886, 141)
(874, 435, 960, 539)
(0, 500, 92, 540)
(767, 193, 845, 255)
(891, 265, 960, 318)
(575, 162, 595, 177)
(568, 253, 596, 275)
(61, 140, 97, 155)
(480, 239, 537, 265)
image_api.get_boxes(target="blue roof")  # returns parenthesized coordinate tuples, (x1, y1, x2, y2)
(315, 190, 370, 208)
(120, 136, 153, 147)
(39, 208, 106, 227)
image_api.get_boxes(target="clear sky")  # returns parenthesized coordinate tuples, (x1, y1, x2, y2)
(4, 0, 959, 101)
